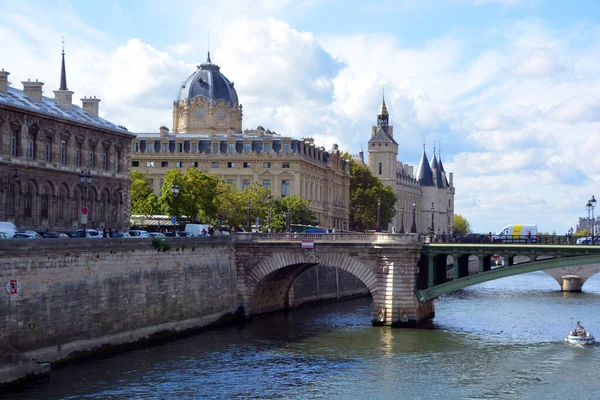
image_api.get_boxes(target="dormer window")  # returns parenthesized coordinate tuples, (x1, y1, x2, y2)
(217, 108, 226, 120)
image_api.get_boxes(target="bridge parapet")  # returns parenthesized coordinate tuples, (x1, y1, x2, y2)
(234, 232, 419, 244)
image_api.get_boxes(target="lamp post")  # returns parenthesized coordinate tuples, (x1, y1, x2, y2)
(591, 196, 597, 245)
(286, 206, 291, 232)
(587, 196, 596, 245)
(170, 184, 179, 235)
(400, 207, 405, 234)
(218, 212, 223, 231)
(376, 197, 382, 232)
(410, 201, 417, 233)
(267, 194, 272, 233)
(80, 169, 93, 235)
(431, 203, 435, 234)
(246, 199, 251, 232)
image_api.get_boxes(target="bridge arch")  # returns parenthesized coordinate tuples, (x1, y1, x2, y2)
(241, 251, 378, 318)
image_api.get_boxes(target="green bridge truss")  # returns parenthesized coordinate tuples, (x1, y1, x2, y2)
(415, 244, 600, 303)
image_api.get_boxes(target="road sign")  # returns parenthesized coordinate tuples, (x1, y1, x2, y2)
(171, 215, 177, 225)
(5, 279, 21, 301)
(80, 214, 88, 224)
(301, 240, 314, 249)
(81, 206, 89, 215)
(255, 217, 259, 224)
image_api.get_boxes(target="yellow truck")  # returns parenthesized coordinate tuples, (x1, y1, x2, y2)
(492, 224, 538, 243)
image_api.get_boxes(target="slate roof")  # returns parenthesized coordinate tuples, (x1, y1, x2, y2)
(416, 149, 435, 186)
(178, 53, 239, 107)
(438, 156, 449, 186)
(0, 86, 132, 136)
(430, 153, 445, 188)
(368, 126, 398, 145)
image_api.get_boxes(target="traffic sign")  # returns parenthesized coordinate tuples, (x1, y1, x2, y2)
(255, 217, 259, 224)
(171, 215, 177, 225)
(81, 206, 89, 215)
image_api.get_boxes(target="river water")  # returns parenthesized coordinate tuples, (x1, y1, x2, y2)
(6, 271, 600, 400)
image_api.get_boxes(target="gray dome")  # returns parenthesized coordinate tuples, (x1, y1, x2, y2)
(178, 52, 238, 107)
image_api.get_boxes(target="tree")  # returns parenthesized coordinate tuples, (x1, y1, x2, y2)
(453, 214, 472, 235)
(158, 169, 220, 222)
(130, 170, 160, 216)
(346, 157, 396, 231)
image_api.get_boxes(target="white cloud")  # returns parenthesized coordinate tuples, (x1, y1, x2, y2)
(545, 96, 600, 123)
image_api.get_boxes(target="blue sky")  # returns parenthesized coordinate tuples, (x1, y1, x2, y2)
(2, 0, 600, 233)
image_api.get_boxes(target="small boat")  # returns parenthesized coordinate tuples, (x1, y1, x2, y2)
(566, 320, 595, 345)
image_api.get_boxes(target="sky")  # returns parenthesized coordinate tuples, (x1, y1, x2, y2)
(2, 0, 600, 234)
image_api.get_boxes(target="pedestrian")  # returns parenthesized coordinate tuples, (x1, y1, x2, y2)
(102, 227, 107, 238)
(108, 228, 113, 237)
(527, 230, 532, 244)
(392, 227, 396, 234)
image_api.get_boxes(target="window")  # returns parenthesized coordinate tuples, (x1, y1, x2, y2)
(76, 143, 82, 166)
(379, 162, 382, 175)
(281, 180, 290, 197)
(263, 162, 271, 168)
(283, 143, 290, 154)
(161, 161, 169, 167)
(212, 143, 219, 154)
(262, 179, 271, 191)
(115, 151, 121, 172)
(11, 131, 18, 156)
(244, 143, 251, 154)
(102, 148, 108, 171)
(28, 134, 35, 160)
(227, 162, 236, 168)
(162, 143, 168, 153)
(61, 140, 67, 164)
(45, 137, 52, 162)
(133, 142, 139, 152)
(176, 161, 184, 167)
(146, 178, 154, 186)
(226, 179, 235, 186)
(211, 162, 220, 168)
(146, 161, 154, 167)
(190, 161, 198, 167)
(147, 142, 154, 153)
(228, 143, 235, 154)
(132, 160, 140, 167)
(89, 146, 96, 169)
(243, 162, 251, 168)
(192, 143, 197, 153)
(242, 179, 251, 190)
(264, 143, 271, 154)
(195, 108, 205, 118)
(177, 143, 183, 153)
(217, 108, 226, 119)
(24, 187, 32, 218)
(282, 162, 290, 168)
(160, 178, 164, 188)
(41, 187, 49, 219)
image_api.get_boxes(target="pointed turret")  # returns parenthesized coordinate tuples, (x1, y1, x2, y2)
(60, 41, 67, 90)
(54, 40, 74, 111)
(377, 91, 389, 130)
(438, 148, 449, 187)
(430, 151, 445, 189)
(416, 145, 435, 186)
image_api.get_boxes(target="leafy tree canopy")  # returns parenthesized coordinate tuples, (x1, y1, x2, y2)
(130, 170, 160, 216)
(453, 214, 472, 235)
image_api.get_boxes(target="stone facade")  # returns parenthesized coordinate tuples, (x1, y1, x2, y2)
(0, 58, 134, 232)
(130, 55, 350, 230)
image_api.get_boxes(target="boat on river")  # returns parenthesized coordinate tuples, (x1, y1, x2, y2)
(566, 320, 595, 345)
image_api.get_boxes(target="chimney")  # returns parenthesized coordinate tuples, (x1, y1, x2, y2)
(54, 89, 74, 111)
(159, 126, 169, 137)
(22, 79, 44, 102)
(81, 96, 101, 117)
(0, 69, 9, 94)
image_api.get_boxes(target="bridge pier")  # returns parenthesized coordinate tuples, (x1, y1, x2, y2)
(560, 275, 583, 292)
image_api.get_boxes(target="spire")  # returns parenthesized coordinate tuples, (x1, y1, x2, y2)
(60, 37, 68, 91)
(206, 51, 211, 63)
(416, 146, 435, 187)
(377, 85, 389, 129)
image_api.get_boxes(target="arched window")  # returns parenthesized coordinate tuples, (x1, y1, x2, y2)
(24, 186, 32, 218)
(41, 187, 49, 219)
(99, 193, 106, 221)
(6, 185, 15, 217)
(112, 197, 118, 222)
(57, 189, 64, 219)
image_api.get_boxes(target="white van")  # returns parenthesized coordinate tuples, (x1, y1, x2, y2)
(0, 222, 17, 238)
(184, 224, 210, 236)
(493, 224, 538, 243)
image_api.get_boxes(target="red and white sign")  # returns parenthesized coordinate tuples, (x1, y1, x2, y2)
(81, 206, 89, 215)
(301, 239, 314, 249)
(5, 279, 21, 301)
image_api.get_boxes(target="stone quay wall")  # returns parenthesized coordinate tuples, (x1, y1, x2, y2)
(0, 237, 238, 365)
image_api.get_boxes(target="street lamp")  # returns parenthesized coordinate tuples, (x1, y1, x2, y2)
(218, 212, 223, 231)
(246, 199, 251, 232)
(267, 194, 272, 233)
(80, 169, 93, 235)
(400, 207, 405, 234)
(431, 203, 435, 235)
(170, 184, 179, 235)
(286, 206, 291, 232)
(410, 201, 417, 233)
(376, 197, 382, 232)
(588, 195, 596, 244)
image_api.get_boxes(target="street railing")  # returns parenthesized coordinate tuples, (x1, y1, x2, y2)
(419, 234, 598, 245)
(237, 232, 376, 242)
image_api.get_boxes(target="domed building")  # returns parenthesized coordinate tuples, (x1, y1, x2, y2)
(172, 53, 243, 135)
(131, 54, 350, 230)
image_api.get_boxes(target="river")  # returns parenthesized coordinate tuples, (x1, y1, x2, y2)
(5, 271, 600, 400)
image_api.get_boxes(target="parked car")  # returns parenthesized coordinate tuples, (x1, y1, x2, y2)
(129, 230, 150, 238)
(576, 236, 595, 245)
(43, 232, 69, 238)
(0, 232, 12, 239)
(148, 232, 166, 238)
(111, 231, 131, 238)
(176, 231, 192, 237)
(454, 234, 490, 244)
(13, 231, 44, 239)
(0, 221, 17, 238)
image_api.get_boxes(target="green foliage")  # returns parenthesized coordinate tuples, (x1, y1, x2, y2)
(347, 158, 396, 231)
(152, 237, 171, 252)
(130, 170, 160, 216)
(453, 214, 472, 235)
(158, 169, 220, 222)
